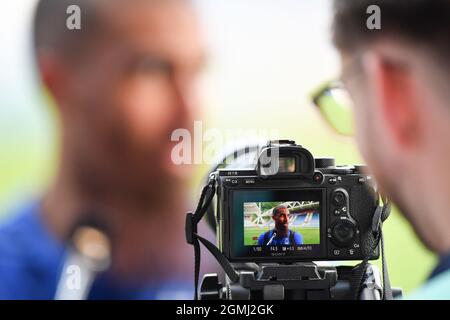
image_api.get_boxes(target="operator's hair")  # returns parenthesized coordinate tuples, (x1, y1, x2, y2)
(272, 205, 289, 217)
(332, 0, 450, 72)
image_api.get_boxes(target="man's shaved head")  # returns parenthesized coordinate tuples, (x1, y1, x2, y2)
(33, 0, 189, 62)
(34, 0, 100, 61)
(273, 205, 289, 217)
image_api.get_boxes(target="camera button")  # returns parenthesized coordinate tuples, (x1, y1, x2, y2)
(332, 191, 346, 206)
(313, 172, 324, 184)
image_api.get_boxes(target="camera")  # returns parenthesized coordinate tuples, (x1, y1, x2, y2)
(186, 140, 398, 300)
(216, 140, 379, 262)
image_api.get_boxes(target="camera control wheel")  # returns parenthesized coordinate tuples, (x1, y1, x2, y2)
(330, 218, 357, 247)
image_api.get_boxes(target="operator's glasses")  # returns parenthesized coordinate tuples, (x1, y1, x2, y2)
(311, 80, 355, 136)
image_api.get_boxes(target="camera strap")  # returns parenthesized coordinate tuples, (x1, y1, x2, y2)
(350, 196, 393, 300)
(185, 174, 239, 300)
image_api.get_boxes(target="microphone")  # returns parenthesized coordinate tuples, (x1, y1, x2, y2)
(55, 220, 112, 300)
(266, 232, 277, 245)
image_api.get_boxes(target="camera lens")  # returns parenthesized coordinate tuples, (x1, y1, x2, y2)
(332, 191, 346, 206)
(331, 219, 356, 247)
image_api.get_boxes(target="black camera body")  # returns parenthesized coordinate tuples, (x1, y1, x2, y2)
(216, 140, 379, 263)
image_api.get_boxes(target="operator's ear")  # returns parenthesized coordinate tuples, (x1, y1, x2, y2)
(37, 50, 71, 109)
(362, 50, 422, 149)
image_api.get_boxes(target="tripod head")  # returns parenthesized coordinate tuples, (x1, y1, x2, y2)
(199, 262, 402, 300)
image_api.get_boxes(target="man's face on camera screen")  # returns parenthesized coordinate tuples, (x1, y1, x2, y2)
(273, 208, 289, 232)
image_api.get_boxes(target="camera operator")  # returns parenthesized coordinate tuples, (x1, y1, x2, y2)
(0, 0, 207, 299)
(330, 0, 450, 298)
(258, 205, 303, 246)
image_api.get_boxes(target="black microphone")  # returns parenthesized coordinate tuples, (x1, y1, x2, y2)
(55, 218, 112, 300)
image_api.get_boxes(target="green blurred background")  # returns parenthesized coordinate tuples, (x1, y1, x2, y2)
(0, 0, 434, 294)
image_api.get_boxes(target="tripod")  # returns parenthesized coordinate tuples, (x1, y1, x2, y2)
(199, 262, 402, 300)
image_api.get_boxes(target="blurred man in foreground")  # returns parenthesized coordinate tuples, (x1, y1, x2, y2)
(0, 0, 205, 299)
(331, 0, 450, 298)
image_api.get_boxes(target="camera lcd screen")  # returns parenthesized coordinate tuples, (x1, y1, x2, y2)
(244, 201, 320, 246)
(230, 189, 324, 260)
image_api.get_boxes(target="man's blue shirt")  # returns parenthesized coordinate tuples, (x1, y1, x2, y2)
(429, 252, 450, 280)
(257, 229, 303, 246)
(0, 201, 192, 299)
(407, 251, 450, 299)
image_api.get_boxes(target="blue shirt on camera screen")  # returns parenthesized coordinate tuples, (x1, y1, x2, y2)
(257, 230, 303, 246)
